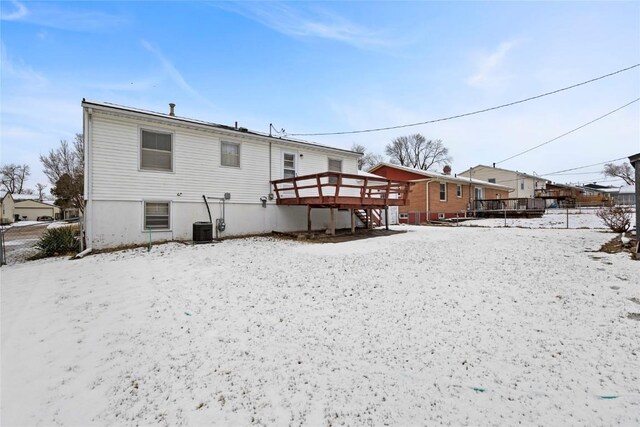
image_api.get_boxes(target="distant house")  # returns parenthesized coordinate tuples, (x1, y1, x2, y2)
(369, 163, 512, 223)
(14, 199, 61, 221)
(1, 191, 15, 224)
(535, 183, 584, 207)
(458, 164, 549, 199)
(613, 185, 636, 206)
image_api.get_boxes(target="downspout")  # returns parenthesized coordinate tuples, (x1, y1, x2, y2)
(425, 180, 431, 222)
(84, 105, 93, 253)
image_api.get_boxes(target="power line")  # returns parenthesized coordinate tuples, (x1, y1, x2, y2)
(495, 98, 640, 165)
(540, 156, 628, 176)
(287, 63, 640, 136)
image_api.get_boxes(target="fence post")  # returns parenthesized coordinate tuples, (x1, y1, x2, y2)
(79, 217, 84, 252)
(566, 207, 569, 229)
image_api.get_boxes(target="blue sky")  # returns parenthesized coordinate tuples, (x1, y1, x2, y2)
(1, 1, 639, 191)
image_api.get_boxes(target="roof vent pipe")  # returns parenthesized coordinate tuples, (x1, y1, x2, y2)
(492, 163, 495, 168)
(169, 103, 176, 116)
(235, 121, 238, 130)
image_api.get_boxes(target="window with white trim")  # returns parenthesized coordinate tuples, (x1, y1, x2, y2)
(488, 178, 496, 183)
(141, 130, 172, 171)
(456, 184, 462, 198)
(439, 182, 447, 201)
(283, 152, 296, 178)
(328, 158, 342, 184)
(399, 213, 409, 219)
(221, 141, 240, 167)
(144, 202, 170, 230)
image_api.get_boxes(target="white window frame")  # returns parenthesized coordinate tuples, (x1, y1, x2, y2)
(221, 141, 241, 168)
(139, 128, 174, 172)
(143, 201, 171, 231)
(439, 182, 447, 201)
(399, 213, 409, 219)
(282, 151, 297, 179)
(456, 184, 462, 198)
(438, 213, 446, 220)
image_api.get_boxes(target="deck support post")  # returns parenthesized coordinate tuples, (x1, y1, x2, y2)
(350, 209, 355, 234)
(385, 206, 389, 230)
(329, 208, 336, 235)
(307, 206, 312, 232)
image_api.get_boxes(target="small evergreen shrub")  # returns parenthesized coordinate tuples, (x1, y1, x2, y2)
(35, 226, 80, 257)
(596, 206, 632, 233)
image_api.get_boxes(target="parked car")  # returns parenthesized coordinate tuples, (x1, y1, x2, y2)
(37, 216, 54, 221)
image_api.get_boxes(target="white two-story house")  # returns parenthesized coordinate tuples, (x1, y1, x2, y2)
(82, 100, 366, 250)
(458, 164, 549, 199)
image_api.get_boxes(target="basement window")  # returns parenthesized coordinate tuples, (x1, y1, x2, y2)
(141, 129, 172, 171)
(144, 202, 170, 230)
(399, 213, 409, 219)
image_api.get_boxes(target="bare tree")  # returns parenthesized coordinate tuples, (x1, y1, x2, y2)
(35, 183, 48, 201)
(0, 163, 31, 194)
(351, 144, 386, 171)
(385, 134, 452, 170)
(40, 133, 84, 213)
(603, 162, 635, 185)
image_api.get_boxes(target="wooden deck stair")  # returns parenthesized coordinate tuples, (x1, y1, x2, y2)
(354, 208, 382, 228)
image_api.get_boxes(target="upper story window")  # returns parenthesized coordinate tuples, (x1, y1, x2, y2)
(141, 130, 172, 171)
(520, 180, 525, 190)
(283, 152, 296, 179)
(221, 141, 240, 167)
(328, 158, 342, 184)
(488, 178, 496, 183)
(439, 182, 447, 201)
(456, 184, 462, 198)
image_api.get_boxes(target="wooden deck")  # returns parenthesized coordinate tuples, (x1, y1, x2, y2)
(472, 197, 546, 218)
(271, 172, 412, 209)
(271, 172, 412, 234)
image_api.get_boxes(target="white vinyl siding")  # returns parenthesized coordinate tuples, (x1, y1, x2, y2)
(141, 129, 172, 171)
(283, 152, 296, 178)
(221, 141, 240, 167)
(144, 201, 170, 230)
(90, 111, 359, 204)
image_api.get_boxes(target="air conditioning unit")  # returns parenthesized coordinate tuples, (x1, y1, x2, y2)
(193, 222, 213, 242)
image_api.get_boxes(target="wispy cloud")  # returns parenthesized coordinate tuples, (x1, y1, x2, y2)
(1, 0, 28, 20)
(223, 3, 395, 50)
(467, 40, 518, 87)
(0, 42, 48, 87)
(0, 1, 128, 32)
(141, 40, 214, 107)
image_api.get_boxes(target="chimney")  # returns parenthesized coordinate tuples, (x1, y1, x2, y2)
(169, 103, 175, 116)
(443, 165, 452, 175)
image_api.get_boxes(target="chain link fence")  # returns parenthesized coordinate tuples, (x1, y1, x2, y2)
(0, 219, 81, 266)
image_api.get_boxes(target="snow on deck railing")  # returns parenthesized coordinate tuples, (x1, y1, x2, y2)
(271, 172, 411, 206)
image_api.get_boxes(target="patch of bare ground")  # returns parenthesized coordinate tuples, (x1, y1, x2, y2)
(598, 232, 638, 260)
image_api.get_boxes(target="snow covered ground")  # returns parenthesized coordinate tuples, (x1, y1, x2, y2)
(460, 207, 636, 230)
(2, 225, 639, 426)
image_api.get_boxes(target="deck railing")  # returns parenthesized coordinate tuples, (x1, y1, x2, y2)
(271, 172, 412, 207)
(474, 197, 546, 212)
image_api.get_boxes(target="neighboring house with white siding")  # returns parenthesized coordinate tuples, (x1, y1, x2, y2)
(1, 191, 15, 224)
(458, 164, 549, 199)
(82, 100, 362, 249)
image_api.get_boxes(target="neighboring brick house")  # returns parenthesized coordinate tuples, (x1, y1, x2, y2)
(369, 163, 512, 223)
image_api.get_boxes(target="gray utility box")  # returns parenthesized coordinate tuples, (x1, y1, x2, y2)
(193, 222, 213, 242)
